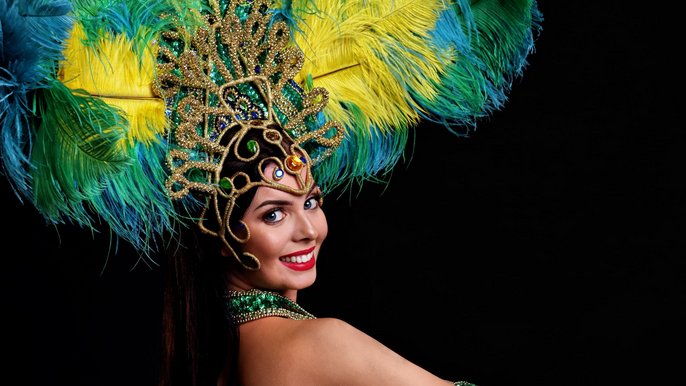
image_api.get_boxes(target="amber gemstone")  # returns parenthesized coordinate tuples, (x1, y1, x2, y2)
(285, 155, 303, 172)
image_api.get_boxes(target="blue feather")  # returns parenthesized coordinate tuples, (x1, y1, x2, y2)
(72, 0, 175, 58)
(0, 0, 72, 201)
(91, 139, 180, 260)
(411, 0, 543, 135)
(313, 103, 409, 194)
(412, 2, 491, 134)
(270, 0, 322, 42)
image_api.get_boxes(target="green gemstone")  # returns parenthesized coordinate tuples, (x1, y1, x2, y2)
(247, 139, 258, 153)
(219, 177, 233, 192)
(225, 289, 316, 325)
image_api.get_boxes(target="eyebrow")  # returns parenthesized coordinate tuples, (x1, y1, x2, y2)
(254, 199, 292, 210)
(253, 185, 321, 210)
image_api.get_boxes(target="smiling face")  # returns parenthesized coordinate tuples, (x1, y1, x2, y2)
(224, 162, 328, 299)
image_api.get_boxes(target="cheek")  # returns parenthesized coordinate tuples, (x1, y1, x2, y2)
(316, 212, 328, 242)
(244, 225, 282, 258)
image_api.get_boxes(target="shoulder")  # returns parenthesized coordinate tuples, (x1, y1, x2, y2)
(295, 316, 358, 343)
(280, 318, 377, 384)
(240, 317, 360, 361)
(292, 317, 378, 356)
(237, 317, 365, 385)
(239, 317, 450, 386)
(240, 316, 357, 348)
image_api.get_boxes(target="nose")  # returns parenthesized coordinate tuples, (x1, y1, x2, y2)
(294, 212, 318, 241)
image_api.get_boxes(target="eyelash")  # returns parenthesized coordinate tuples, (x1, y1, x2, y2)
(262, 193, 322, 223)
(309, 192, 323, 208)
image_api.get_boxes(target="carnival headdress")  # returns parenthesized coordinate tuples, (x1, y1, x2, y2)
(0, 0, 542, 265)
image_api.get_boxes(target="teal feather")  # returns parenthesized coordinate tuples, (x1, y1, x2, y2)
(468, 0, 543, 98)
(270, 0, 321, 38)
(29, 85, 184, 260)
(31, 82, 130, 226)
(0, 0, 72, 201)
(311, 103, 409, 194)
(412, 0, 543, 134)
(71, 0, 208, 58)
(88, 140, 180, 258)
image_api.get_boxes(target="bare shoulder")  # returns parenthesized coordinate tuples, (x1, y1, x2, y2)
(239, 317, 452, 386)
(295, 316, 360, 342)
(238, 317, 352, 363)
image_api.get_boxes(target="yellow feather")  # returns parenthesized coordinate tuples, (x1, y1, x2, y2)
(59, 24, 166, 149)
(290, 0, 449, 133)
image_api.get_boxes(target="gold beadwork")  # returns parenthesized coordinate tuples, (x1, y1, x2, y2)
(153, 0, 344, 269)
(226, 288, 316, 325)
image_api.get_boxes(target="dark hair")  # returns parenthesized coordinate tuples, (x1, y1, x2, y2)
(158, 124, 297, 386)
(159, 229, 238, 386)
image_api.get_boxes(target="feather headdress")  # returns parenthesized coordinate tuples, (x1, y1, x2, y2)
(0, 0, 542, 261)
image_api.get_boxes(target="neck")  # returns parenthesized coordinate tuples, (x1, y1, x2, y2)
(226, 278, 299, 302)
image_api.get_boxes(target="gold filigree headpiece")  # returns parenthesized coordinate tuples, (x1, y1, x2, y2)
(154, 0, 343, 269)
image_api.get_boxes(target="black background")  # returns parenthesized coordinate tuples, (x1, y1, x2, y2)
(1, 2, 683, 385)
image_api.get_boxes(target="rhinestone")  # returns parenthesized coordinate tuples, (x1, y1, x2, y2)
(246, 139, 257, 154)
(265, 131, 280, 141)
(285, 154, 303, 172)
(219, 177, 233, 193)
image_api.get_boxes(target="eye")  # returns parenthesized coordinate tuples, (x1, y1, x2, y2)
(263, 208, 285, 223)
(304, 196, 320, 210)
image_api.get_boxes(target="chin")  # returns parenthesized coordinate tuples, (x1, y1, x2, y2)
(290, 271, 317, 290)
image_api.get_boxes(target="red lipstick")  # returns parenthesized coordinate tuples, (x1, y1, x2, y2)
(279, 246, 316, 271)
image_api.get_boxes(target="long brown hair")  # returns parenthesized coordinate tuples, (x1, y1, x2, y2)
(158, 126, 297, 386)
(159, 228, 239, 386)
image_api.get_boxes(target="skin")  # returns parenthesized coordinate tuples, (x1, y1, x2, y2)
(220, 162, 454, 386)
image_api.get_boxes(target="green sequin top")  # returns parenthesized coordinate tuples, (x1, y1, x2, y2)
(225, 288, 316, 325)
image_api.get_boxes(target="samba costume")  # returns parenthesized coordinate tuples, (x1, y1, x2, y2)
(1, 0, 541, 384)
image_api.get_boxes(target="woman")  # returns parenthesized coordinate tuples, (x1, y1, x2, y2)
(0, 0, 540, 384)
(158, 129, 474, 385)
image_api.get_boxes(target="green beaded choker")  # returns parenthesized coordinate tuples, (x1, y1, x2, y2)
(225, 288, 316, 325)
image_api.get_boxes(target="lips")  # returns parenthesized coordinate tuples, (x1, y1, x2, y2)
(278, 246, 316, 271)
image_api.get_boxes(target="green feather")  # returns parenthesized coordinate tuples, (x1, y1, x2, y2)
(410, 0, 542, 133)
(31, 81, 131, 225)
(467, 0, 542, 94)
(88, 141, 181, 258)
(71, 0, 208, 58)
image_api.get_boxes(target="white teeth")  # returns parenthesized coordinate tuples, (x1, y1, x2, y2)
(280, 251, 314, 264)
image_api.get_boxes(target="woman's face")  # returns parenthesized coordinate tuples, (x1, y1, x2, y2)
(226, 162, 328, 296)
